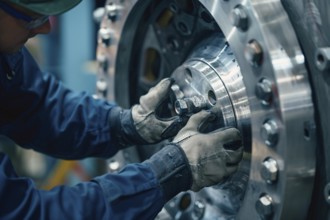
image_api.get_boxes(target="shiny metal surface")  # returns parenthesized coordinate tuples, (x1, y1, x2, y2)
(171, 34, 251, 148)
(94, 0, 328, 219)
(199, 0, 316, 219)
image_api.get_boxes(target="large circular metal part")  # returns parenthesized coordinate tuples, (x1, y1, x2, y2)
(170, 34, 251, 150)
(95, 0, 330, 219)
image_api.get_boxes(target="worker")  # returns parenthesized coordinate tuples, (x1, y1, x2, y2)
(0, 0, 243, 219)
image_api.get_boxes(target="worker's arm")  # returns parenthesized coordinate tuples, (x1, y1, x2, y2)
(0, 111, 243, 219)
(0, 48, 185, 160)
(0, 48, 119, 159)
(0, 144, 191, 220)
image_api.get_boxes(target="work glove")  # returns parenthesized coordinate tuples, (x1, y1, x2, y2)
(109, 78, 187, 148)
(172, 110, 243, 192)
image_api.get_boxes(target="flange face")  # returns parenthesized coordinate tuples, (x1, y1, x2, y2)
(199, 1, 316, 219)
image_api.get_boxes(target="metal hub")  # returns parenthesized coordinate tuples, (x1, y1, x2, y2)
(170, 34, 251, 149)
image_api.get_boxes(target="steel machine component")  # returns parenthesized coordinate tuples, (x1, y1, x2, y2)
(95, 0, 330, 219)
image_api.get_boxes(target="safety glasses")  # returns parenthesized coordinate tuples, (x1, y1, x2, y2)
(0, 1, 49, 29)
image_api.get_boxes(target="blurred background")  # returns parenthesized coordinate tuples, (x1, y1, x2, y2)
(0, 0, 108, 190)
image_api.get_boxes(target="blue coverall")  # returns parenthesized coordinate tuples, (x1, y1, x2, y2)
(0, 48, 191, 219)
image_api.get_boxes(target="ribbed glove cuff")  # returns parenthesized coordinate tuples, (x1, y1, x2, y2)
(144, 144, 192, 201)
(109, 106, 147, 149)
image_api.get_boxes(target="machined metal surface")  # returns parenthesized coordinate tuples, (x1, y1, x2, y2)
(170, 34, 251, 149)
(94, 0, 330, 219)
(198, 1, 316, 219)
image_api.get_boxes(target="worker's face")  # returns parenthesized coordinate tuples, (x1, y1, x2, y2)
(0, 2, 51, 54)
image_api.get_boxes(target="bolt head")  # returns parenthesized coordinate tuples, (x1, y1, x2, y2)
(261, 158, 278, 183)
(245, 40, 263, 67)
(230, 6, 248, 31)
(99, 28, 114, 46)
(193, 200, 205, 219)
(256, 195, 274, 217)
(106, 4, 122, 22)
(256, 79, 272, 104)
(261, 120, 279, 146)
(108, 160, 120, 171)
(175, 99, 188, 115)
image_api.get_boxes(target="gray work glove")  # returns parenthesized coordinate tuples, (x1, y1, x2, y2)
(172, 110, 243, 192)
(109, 78, 187, 148)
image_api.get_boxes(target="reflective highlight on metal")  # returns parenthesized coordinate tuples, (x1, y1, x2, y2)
(315, 47, 330, 71)
(260, 158, 278, 184)
(255, 194, 274, 218)
(171, 35, 251, 145)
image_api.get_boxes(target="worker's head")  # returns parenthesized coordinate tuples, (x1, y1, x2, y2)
(0, 0, 81, 53)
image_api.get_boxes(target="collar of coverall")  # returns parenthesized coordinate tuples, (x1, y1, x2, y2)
(7, 0, 82, 16)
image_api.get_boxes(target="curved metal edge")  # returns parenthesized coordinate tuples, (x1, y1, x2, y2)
(281, 0, 330, 219)
(199, 0, 316, 219)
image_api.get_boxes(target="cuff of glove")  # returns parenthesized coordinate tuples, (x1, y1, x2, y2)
(109, 106, 147, 149)
(144, 144, 192, 201)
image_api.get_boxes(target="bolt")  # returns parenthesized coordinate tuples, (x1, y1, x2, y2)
(245, 40, 263, 67)
(324, 183, 330, 205)
(193, 200, 205, 219)
(108, 160, 120, 171)
(93, 7, 105, 24)
(170, 84, 185, 100)
(175, 95, 208, 116)
(175, 99, 189, 115)
(255, 78, 273, 105)
(261, 120, 279, 146)
(96, 79, 107, 92)
(190, 95, 207, 110)
(315, 47, 330, 71)
(6, 70, 15, 80)
(261, 158, 279, 184)
(256, 194, 274, 218)
(230, 5, 248, 31)
(106, 3, 123, 22)
(99, 28, 114, 46)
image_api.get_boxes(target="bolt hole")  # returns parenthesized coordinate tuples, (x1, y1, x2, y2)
(178, 193, 192, 211)
(208, 90, 217, 106)
(185, 68, 193, 83)
(201, 11, 212, 23)
(303, 121, 314, 140)
(317, 53, 325, 65)
(304, 127, 310, 140)
(178, 22, 189, 34)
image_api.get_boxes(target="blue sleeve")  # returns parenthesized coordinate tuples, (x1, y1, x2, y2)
(0, 48, 119, 159)
(0, 145, 192, 219)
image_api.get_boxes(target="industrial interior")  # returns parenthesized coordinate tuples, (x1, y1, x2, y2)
(1, 0, 329, 219)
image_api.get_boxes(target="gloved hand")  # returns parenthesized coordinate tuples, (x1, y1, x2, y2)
(109, 78, 187, 148)
(172, 110, 243, 192)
